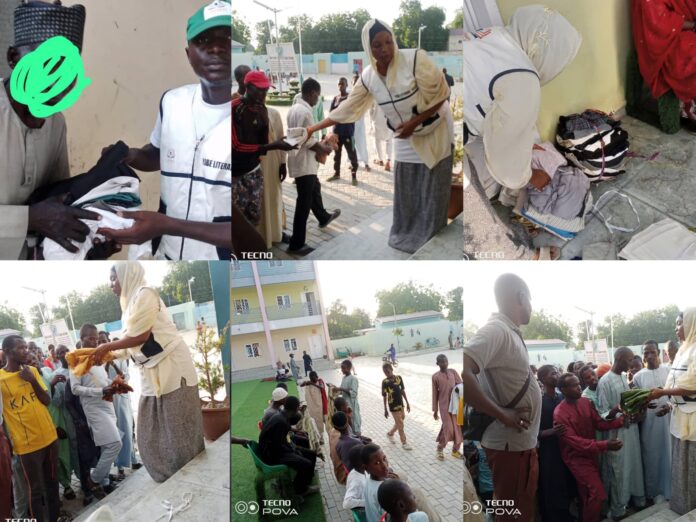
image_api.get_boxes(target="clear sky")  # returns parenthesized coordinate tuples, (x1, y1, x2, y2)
(0, 262, 171, 328)
(315, 261, 462, 319)
(235, 0, 462, 41)
(462, 261, 694, 332)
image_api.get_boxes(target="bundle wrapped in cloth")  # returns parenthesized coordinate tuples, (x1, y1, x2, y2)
(103, 373, 134, 403)
(65, 348, 115, 377)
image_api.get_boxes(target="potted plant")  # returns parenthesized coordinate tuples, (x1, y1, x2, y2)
(194, 322, 230, 441)
(449, 96, 465, 219)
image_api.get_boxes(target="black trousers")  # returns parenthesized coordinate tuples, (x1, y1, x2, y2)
(333, 135, 358, 175)
(277, 447, 317, 494)
(17, 440, 60, 522)
(290, 175, 331, 250)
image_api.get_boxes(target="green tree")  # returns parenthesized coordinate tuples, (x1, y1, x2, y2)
(159, 262, 213, 306)
(521, 310, 574, 346)
(311, 10, 372, 53)
(448, 8, 464, 29)
(445, 287, 463, 321)
(589, 306, 680, 348)
(327, 300, 372, 340)
(393, 0, 448, 51)
(232, 10, 252, 47)
(279, 15, 314, 54)
(254, 20, 275, 54)
(375, 281, 443, 318)
(28, 304, 46, 337)
(0, 304, 25, 332)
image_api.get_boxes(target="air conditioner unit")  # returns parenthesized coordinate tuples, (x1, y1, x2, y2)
(464, 0, 504, 31)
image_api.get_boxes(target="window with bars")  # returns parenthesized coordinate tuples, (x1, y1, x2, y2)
(268, 260, 284, 268)
(245, 343, 260, 358)
(283, 338, 298, 352)
(234, 299, 250, 315)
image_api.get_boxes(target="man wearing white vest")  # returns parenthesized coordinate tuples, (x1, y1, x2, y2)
(99, 1, 233, 260)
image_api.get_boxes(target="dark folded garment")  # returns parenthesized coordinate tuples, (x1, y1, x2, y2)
(25, 141, 140, 205)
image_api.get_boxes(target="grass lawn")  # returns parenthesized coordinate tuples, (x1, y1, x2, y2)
(232, 379, 325, 522)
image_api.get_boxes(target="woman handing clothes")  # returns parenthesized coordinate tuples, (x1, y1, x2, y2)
(90, 261, 204, 482)
(307, 19, 454, 254)
(463, 5, 581, 258)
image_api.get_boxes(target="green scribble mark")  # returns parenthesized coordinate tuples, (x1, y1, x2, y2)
(9, 36, 90, 118)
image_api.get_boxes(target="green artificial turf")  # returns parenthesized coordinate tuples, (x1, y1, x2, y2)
(231, 379, 325, 522)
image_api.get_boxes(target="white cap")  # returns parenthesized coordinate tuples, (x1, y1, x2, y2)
(272, 388, 288, 401)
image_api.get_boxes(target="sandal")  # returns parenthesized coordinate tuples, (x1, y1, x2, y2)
(533, 246, 561, 260)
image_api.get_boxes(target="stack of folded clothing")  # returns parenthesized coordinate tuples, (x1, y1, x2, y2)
(515, 142, 592, 240)
(555, 110, 630, 181)
(26, 142, 143, 260)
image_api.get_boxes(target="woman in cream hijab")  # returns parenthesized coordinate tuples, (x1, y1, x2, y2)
(463, 5, 581, 258)
(307, 19, 454, 254)
(647, 309, 696, 514)
(90, 261, 204, 482)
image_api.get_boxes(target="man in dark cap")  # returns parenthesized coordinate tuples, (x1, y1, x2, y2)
(99, 1, 237, 260)
(1, 0, 99, 260)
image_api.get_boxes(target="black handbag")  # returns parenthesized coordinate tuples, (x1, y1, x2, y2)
(464, 370, 532, 442)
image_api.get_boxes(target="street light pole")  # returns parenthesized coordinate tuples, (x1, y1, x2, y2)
(418, 25, 427, 49)
(253, 0, 286, 94)
(298, 18, 304, 83)
(63, 296, 77, 343)
(389, 303, 400, 352)
(188, 277, 196, 303)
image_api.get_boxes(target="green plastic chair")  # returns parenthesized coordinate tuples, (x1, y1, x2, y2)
(351, 508, 368, 522)
(246, 441, 295, 512)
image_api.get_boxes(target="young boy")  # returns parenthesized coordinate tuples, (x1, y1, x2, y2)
(378, 479, 429, 522)
(382, 363, 412, 450)
(343, 444, 367, 509)
(363, 444, 400, 522)
(0, 335, 59, 521)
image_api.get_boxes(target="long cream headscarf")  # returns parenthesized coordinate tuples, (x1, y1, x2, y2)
(113, 261, 159, 338)
(675, 308, 696, 390)
(506, 5, 582, 85)
(113, 261, 146, 313)
(360, 19, 401, 90)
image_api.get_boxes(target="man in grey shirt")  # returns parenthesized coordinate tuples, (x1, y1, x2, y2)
(463, 273, 541, 522)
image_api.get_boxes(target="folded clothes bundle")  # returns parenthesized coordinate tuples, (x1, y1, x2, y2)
(66, 348, 115, 377)
(26, 142, 144, 260)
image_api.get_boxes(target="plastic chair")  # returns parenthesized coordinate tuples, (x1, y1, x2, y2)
(351, 508, 368, 522)
(246, 441, 295, 513)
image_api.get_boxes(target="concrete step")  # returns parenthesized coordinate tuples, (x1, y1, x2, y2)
(74, 432, 229, 522)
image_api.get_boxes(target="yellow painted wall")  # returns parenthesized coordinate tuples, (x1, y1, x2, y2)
(62, 0, 202, 258)
(261, 281, 319, 308)
(232, 333, 270, 371)
(232, 288, 260, 310)
(498, 0, 632, 140)
(232, 325, 322, 371)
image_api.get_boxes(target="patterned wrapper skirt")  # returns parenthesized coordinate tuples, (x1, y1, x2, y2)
(137, 382, 205, 483)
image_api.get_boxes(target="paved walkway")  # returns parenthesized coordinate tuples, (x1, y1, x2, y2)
(312, 350, 464, 522)
(267, 74, 464, 260)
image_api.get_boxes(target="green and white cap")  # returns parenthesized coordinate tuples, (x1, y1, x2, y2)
(186, 0, 231, 41)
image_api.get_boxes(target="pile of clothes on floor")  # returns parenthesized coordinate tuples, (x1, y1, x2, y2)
(26, 142, 144, 260)
(514, 141, 592, 240)
(555, 109, 630, 181)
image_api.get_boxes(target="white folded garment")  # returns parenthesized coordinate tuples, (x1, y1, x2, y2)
(619, 219, 696, 260)
(42, 206, 136, 260)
